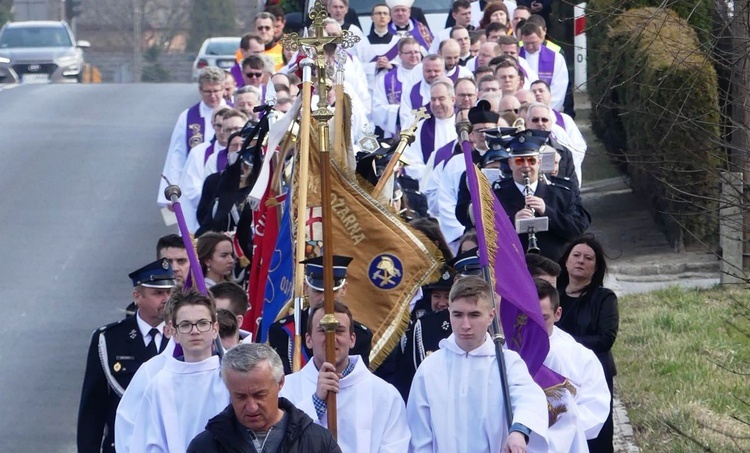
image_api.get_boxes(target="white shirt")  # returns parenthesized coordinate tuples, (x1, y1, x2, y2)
(130, 355, 228, 453)
(407, 333, 549, 452)
(523, 47, 568, 111)
(399, 71, 432, 130)
(157, 100, 221, 206)
(280, 356, 410, 453)
(136, 312, 165, 350)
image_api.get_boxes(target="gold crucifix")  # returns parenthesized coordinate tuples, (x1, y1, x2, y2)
(280, 0, 360, 121)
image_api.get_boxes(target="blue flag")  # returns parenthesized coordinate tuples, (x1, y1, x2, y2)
(258, 193, 294, 343)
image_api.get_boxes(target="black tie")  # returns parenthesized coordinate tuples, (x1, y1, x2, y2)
(147, 328, 160, 356)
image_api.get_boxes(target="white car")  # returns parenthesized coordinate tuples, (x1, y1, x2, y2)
(192, 37, 241, 81)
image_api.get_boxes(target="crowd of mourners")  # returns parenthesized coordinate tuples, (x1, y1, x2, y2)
(77, 0, 621, 452)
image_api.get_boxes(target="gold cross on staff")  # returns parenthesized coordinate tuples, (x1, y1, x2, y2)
(280, 0, 360, 121)
(399, 106, 432, 141)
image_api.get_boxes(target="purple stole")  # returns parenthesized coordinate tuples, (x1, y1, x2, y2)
(370, 43, 400, 63)
(230, 63, 245, 88)
(553, 110, 565, 130)
(410, 82, 425, 111)
(185, 103, 204, 151)
(388, 19, 430, 50)
(433, 141, 456, 168)
(447, 67, 460, 83)
(419, 116, 437, 163)
(520, 46, 556, 86)
(203, 141, 217, 164)
(384, 68, 403, 105)
(216, 149, 229, 173)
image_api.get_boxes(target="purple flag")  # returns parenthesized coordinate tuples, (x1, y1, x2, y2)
(459, 138, 549, 377)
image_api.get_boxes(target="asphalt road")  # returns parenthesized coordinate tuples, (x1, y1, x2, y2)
(0, 83, 195, 452)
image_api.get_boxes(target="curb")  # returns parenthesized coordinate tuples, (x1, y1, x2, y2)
(613, 381, 641, 452)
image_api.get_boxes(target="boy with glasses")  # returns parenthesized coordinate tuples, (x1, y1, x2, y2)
(130, 291, 229, 452)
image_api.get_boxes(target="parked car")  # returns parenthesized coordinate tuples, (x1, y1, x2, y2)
(0, 20, 89, 84)
(192, 37, 241, 81)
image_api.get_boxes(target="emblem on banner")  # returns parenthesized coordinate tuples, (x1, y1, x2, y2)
(368, 254, 403, 289)
(305, 206, 323, 259)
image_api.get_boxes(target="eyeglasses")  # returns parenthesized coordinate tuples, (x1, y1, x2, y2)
(400, 51, 420, 56)
(257, 26, 272, 31)
(201, 89, 223, 95)
(530, 117, 550, 123)
(245, 71, 263, 79)
(513, 156, 538, 165)
(224, 126, 243, 135)
(176, 319, 213, 334)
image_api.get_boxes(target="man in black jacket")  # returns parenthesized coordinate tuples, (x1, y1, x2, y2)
(188, 343, 341, 453)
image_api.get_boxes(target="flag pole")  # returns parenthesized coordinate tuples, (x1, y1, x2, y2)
(456, 119, 513, 427)
(371, 107, 431, 199)
(292, 57, 315, 373)
(280, 0, 360, 438)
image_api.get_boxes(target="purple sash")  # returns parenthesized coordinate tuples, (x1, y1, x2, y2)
(203, 141, 216, 164)
(419, 116, 436, 163)
(553, 110, 565, 130)
(185, 103, 204, 151)
(388, 19, 430, 50)
(410, 82, 425, 111)
(217, 149, 229, 172)
(384, 68, 403, 104)
(433, 141, 456, 168)
(231, 63, 245, 88)
(520, 46, 556, 86)
(370, 43, 400, 63)
(447, 67, 460, 83)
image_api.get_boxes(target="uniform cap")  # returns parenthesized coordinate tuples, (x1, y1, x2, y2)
(468, 100, 500, 125)
(425, 266, 455, 290)
(128, 258, 177, 288)
(508, 130, 550, 157)
(448, 247, 482, 276)
(301, 255, 354, 291)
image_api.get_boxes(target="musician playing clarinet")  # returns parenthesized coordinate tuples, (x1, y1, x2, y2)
(456, 129, 590, 261)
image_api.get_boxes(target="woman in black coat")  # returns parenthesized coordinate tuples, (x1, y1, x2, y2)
(556, 234, 619, 453)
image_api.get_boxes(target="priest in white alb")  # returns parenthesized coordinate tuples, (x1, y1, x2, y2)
(402, 78, 457, 185)
(130, 292, 229, 453)
(407, 276, 549, 453)
(280, 301, 410, 453)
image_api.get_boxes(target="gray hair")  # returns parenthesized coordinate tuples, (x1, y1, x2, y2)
(198, 66, 226, 87)
(221, 343, 285, 383)
(525, 102, 551, 122)
(430, 77, 455, 97)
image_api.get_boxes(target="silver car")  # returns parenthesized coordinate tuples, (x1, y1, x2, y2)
(192, 37, 241, 81)
(0, 20, 90, 84)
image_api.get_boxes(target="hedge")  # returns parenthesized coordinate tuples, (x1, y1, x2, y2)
(587, 7, 722, 247)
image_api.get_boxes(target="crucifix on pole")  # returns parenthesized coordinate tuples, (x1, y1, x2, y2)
(280, 0, 360, 440)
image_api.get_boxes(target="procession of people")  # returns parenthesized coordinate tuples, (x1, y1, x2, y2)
(77, 1, 621, 451)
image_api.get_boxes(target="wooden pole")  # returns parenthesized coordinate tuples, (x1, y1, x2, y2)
(292, 58, 315, 372)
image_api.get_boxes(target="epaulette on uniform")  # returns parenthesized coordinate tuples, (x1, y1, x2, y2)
(547, 176, 573, 192)
(96, 317, 128, 334)
(492, 177, 515, 191)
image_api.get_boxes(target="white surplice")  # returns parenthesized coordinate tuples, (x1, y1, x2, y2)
(115, 339, 176, 453)
(130, 355, 229, 453)
(280, 355, 410, 453)
(403, 115, 457, 184)
(545, 327, 610, 439)
(407, 333, 549, 453)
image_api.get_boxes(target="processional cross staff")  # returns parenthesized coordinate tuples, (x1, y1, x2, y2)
(280, 0, 360, 440)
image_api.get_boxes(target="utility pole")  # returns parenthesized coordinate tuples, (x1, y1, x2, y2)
(133, 0, 142, 83)
(731, 0, 750, 273)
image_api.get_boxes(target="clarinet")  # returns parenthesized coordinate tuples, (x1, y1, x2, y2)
(523, 172, 541, 254)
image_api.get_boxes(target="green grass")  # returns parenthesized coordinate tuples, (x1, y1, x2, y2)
(614, 286, 750, 452)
